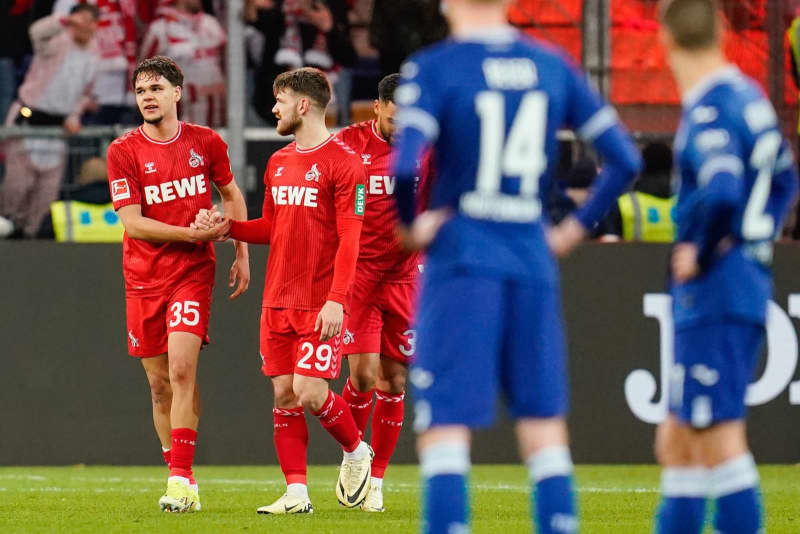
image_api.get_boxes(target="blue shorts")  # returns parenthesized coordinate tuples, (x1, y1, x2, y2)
(410, 269, 568, 431)
(669, 321, 764, 428)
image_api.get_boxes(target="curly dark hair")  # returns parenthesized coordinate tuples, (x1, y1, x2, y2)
(273, 68, 331, 110)
(131, 56, 184, 89)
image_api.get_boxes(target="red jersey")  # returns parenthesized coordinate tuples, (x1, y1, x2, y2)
(261, 135, 366, 310)
(106, 122, 234, 294)
(337, 120, 431, 280)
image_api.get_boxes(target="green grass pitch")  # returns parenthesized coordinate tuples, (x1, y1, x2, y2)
(0, 465, 797, 533)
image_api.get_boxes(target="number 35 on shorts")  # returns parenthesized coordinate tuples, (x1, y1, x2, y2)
(169, 301, 200, 327)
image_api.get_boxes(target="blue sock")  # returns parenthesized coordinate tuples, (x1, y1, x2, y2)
(655, 467, 708, 534)
(420, 441, 470, 534)
(527, 446, 577, 534)
(711, 454, 762, 534)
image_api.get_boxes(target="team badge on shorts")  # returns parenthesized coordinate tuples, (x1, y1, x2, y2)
(343, 329, 355, 345)
(111, 179, 131, 201)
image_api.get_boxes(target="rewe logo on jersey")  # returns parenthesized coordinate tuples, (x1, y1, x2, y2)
(188, 148, 204, 168)
(305, 163, 321, 182)
(275, 166, 284, 177)
(368, 175, 395, 195)
(144, 174, 208, 205)
(272, 185, 319, 207)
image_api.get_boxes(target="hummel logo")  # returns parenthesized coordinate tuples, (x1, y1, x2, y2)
(361, 154, 372, 165)
(144, 162, 156, 174)
(275, 166, 284, 177)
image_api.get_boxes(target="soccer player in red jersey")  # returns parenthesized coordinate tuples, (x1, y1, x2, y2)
(194, 68, 372, 514)
(336, 73, 431, 512)
(106, 56, 250, 513)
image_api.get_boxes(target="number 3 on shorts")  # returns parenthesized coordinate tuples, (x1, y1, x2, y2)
(169, 301, 200, 327)
(399, 329, 417, 357)
(298, 342, 333, 372)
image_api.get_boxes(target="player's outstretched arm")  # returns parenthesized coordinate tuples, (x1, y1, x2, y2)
(118, 204, 230, 243)
(218, 181, 251, 300)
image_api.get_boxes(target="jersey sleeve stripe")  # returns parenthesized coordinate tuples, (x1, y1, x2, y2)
(697, 154, 744, 187)
(577, 106, 619, 143)
(397, 107, 440, 142)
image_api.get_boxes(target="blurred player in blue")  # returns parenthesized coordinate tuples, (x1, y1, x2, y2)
(390, 1, 642, 532)
(653, 1, 798, 533)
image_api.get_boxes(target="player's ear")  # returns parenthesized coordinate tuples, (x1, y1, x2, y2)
(174, 85, 182, 104)
(297, 97, 310, 116)
(373, 99, 380, 117)
(658, 26, 674, 54)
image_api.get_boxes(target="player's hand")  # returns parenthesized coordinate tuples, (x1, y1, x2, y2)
(189, 217, 231, 242)
(229, 253, 250, 300)
(191, 205, 223, 231)
(396, 208, 452, 251)
(314, 300, 343, 342)
(672, 242, 699, 283)
(547, 216, 587, 258)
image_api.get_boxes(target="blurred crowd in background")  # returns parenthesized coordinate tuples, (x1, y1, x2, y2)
(0, 0, 798, 242)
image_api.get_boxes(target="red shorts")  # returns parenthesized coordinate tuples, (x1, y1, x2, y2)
(343, 262, 419, 364)
(125, 280, 213, 358)
(260, 307, 346, 379)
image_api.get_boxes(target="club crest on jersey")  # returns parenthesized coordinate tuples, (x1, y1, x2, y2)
(144, 162, 156, 174)
(361, 154, 372, 165)
(305, 163, 321, 182)
(275, 166, 284, 177)
(111, 178, 131, 201)
(189, 148, 204, 168)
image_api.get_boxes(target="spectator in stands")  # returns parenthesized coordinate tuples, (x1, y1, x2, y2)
(369, 0, 447, 78)
(52, 0, 138, 125)
(44, 155, 123, 241)
(1, 1, 55, 124)
(250, 0, 355, 125)
(599, 141, 675, 242)
(140, 0, 226, 127)
(1, 4, 99, 239)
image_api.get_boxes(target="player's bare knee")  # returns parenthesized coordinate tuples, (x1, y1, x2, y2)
(350, 369, 376, 392)
(378, 359, 407, 394)
(147, 373, 172, 405)
(271, 379, 297, 408)
(292, 379, 328, 412)
(168, 359, 196, 388)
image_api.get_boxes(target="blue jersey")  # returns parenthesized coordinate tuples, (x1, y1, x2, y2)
(671, 66, 798, 328)
(392, 27, 641, 281)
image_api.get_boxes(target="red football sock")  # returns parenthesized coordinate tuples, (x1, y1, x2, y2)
(169, 428, 197, 479)
(371, 390, 404, 478)
(161, 448, 171, 468)
(342, 378, 374, 434)
(273, 407, 308, 485)
(313, 390, 361, 452)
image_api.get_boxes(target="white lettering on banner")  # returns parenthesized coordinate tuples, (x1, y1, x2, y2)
(271, 185, 318, 207)
(143, 174, 207, 205)
(625, 294, 800, 424)
(369, 175, 396, 195)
